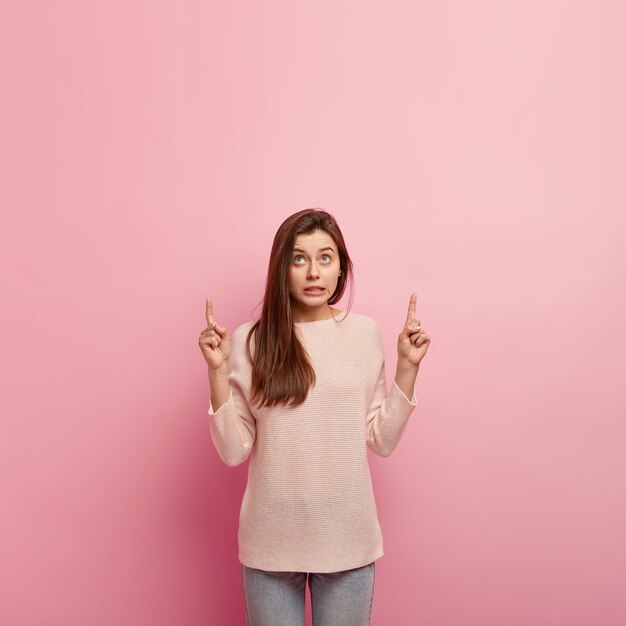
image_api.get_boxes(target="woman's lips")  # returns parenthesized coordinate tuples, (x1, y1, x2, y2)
(304, 287, 325, 295)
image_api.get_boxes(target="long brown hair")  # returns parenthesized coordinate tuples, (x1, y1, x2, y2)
(244, 208, 354, 408)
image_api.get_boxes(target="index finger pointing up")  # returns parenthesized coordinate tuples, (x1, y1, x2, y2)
(206, 298, 215, 328)
(406, 292, 417, 325)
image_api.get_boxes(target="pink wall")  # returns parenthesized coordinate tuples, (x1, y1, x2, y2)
(2, 1, 625, 624)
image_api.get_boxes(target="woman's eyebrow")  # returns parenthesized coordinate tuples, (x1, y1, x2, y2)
(292, 246, 335, 253)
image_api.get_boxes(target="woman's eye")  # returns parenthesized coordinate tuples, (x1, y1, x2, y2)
(293, 255, 332, 264)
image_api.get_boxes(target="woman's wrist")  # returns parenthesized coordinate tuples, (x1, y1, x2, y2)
(394, 360, 419, 400)
(208, 362, 231, 412)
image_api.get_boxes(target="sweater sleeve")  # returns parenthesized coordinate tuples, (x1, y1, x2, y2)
(365, 322, 418, 457)
(207, 325, 257, 467)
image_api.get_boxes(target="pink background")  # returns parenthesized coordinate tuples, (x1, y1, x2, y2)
(2, 1, 625, 624)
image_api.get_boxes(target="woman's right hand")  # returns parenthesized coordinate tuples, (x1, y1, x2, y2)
(199, 298, 231, 369)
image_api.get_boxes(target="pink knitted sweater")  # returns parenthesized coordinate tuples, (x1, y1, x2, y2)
(208, 311, 417, 573)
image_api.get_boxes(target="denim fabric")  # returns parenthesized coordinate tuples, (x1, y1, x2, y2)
(241, 561, 376, 626)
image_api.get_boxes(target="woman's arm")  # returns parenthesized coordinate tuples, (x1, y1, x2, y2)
(207, 325, 257, 467)
(365, 357, 418, 457)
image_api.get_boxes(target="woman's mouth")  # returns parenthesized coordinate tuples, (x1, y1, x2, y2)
(304, 287, 325, 296)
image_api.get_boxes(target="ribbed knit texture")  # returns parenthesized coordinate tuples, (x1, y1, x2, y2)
(208, 311, 418, 573)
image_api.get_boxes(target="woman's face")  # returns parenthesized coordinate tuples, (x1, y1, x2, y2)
(288, 229, 342, 318)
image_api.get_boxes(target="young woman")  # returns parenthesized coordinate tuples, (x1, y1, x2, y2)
(198, 209, 430, 626)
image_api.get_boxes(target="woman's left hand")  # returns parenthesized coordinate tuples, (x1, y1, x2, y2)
(397, 293, 431, 367)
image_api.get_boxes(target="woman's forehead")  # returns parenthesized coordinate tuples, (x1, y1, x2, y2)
(293, 231, 336, 249)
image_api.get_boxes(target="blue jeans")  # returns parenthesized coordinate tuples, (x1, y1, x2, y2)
(241, 561, 376, 626)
